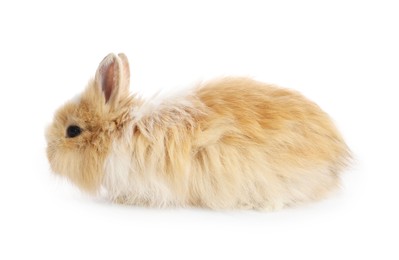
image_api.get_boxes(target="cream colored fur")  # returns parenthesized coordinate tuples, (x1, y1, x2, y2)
(46, 53, 351, 210)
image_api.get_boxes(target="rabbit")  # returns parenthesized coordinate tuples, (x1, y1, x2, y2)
(46, 53, 351, 210)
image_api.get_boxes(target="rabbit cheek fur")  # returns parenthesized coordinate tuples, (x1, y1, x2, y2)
(46, 53, 351, 210)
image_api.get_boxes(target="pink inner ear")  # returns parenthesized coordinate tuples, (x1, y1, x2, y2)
(101, 62, 115, 103)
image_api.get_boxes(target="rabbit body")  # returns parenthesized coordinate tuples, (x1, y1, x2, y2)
(46, 53, 350, 210)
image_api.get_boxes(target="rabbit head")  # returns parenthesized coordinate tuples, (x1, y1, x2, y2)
(45, 53, 133, 193)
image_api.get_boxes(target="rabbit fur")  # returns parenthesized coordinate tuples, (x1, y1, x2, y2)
(46, 53, 351, 210)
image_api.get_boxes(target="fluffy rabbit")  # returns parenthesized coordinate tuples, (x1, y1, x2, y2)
(46, 53, 351, 210)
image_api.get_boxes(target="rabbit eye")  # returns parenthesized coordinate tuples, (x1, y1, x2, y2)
(66, 125, 82, 138)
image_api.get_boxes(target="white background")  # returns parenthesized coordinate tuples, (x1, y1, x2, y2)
(1, 0, 398, 259)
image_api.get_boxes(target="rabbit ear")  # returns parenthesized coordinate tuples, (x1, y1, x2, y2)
(95, 53, 130, 105)
(118, 53, 130, 91)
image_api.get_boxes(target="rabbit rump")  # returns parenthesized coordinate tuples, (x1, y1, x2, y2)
(46, 53, 351, 210)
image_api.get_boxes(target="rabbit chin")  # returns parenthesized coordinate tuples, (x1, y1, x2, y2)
(48, 147, 103, 194)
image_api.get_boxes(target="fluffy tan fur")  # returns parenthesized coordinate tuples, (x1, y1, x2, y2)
(46, 53, 351, 210)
